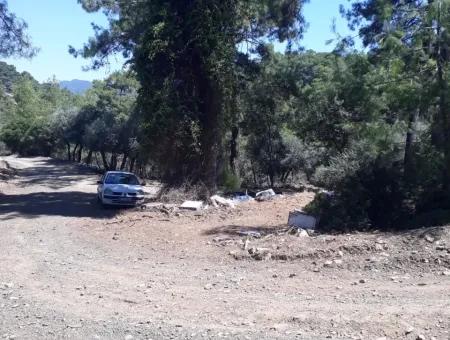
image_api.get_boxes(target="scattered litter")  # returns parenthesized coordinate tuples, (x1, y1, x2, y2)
(232, 192, 254, 203)
(238, 230, 262, 238)
(179, 201, 204, 211)
(296, 228, 310, 238)
(210, 195, 235, 208)
(288, 210, 317, 230)
(255, 189, 276, 201)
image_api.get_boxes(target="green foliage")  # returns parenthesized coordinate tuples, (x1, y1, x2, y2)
(222, 168, 241, 192)
(0, 61, 22, 92)
(73, 0, 308, 189)
(0, 72, 80, 157)
(306, 159, 409, 232)
(4, 1, 450, 232)
(0, 0, 37, 58)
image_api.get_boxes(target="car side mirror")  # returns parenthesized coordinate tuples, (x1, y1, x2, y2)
(97, 180, 103, 184)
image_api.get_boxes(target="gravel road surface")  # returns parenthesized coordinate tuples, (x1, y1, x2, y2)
(0, 156, 449, 340)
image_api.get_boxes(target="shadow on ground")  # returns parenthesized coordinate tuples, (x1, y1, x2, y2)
(203, 224, 288, 237)
(0, 191, 119, 220)
(13, 158, 99, 190)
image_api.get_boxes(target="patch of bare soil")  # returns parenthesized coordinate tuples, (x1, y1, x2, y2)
(1, 156, 449, 340)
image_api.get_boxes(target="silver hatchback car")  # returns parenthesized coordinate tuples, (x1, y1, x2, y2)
(97, 171, 145, 206)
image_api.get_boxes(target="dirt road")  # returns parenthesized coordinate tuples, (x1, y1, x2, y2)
(0, 156, 449, 340)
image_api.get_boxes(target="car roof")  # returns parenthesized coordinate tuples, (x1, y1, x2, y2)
(105, 171, 136, 176)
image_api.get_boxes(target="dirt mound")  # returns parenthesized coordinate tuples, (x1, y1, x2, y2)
(218, 226, 450, 275)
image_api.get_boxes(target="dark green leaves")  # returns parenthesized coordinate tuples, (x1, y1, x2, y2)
(0, 0, 38, 58)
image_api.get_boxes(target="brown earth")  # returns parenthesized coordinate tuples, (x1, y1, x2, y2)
(0, 156, 449, 340)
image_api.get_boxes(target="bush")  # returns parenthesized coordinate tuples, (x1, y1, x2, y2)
(222, 168, 241, 192)
(311, 140, 377, 189)
(305, 160, 410, 232)
(1, 118, 55, 156)
(280, 131, 326, 182)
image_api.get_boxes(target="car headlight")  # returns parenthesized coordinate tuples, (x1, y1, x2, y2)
(104, 188, 113, 195)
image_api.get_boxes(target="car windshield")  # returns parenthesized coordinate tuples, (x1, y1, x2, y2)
(105, 173, 140, 185)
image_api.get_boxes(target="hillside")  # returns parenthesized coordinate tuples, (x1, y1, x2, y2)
(59, 79, 92, 94)
(0, 61, 22, 93)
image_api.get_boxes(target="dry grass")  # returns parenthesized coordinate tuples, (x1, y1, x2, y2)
(156, 181, 210, 203)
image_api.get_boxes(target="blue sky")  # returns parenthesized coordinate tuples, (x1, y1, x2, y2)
(3, 0, 354, 83)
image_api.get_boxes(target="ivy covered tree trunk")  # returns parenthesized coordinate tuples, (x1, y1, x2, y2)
(200, 79, 222, 193)
(435, 4, 450, 191)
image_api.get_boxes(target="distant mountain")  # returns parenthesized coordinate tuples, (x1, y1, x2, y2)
(59, 79, 92, 94)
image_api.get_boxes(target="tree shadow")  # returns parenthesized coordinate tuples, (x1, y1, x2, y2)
(0, 191, 120, 220)
(203, 224, 289, 237)
(13, 158, 100, 190)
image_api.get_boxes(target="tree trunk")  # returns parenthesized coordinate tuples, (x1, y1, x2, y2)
(100, 150, 109, 170)
(66, 143, 71, 161)
(72, 144, 79, 162)
(190, 46, 224, 194)
(436, 3, 450, 190)
(268, 171, 275, 188)
(199, 77, 222, 194)
(85, 150, 93, 165)
(77, 145, 83, 163)
(120, 154, 128, 171)
(404, 109, 419, 181)
(251, 162, 258, 187)
(94, 152, 102, 169)
(110, 154, 117, 170)
(229, 126, 239, 173)
(129, 157, 136, 173)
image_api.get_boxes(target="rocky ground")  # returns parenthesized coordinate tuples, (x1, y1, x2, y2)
(0, 156, 449, 340)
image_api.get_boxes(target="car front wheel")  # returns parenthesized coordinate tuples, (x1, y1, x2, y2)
(97, 194, 108, 208)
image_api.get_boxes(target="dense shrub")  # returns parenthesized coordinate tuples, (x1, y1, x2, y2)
(306, 160, 410, 232)
(222, 168, 241, 192)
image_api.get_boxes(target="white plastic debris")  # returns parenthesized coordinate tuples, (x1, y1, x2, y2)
(179, 200, 204, 211)
(255, 189, 276, 201)
(232, 193, 254, 204)
(288, 210, 317, 230)
(210, 195, 235, 208)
